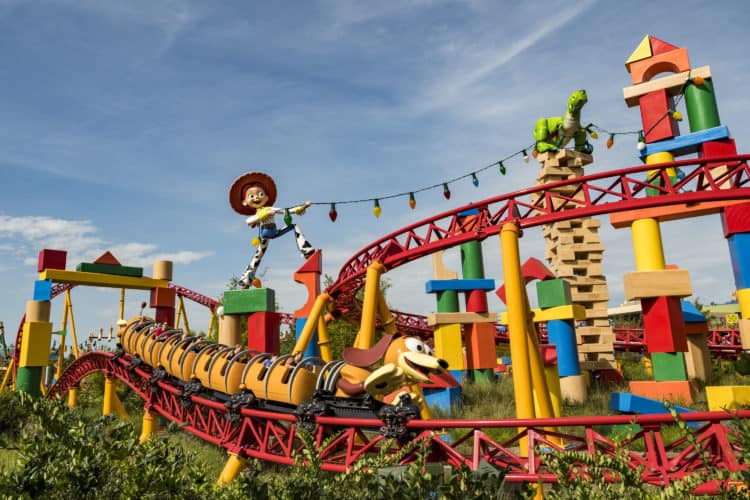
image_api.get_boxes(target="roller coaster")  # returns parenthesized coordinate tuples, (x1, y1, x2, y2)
(11, 154, 745, 494)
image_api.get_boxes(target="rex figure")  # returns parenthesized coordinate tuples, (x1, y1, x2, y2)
(534, 89, 593, 154)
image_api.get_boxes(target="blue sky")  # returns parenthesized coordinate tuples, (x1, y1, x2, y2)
(1, 1, 749, 345)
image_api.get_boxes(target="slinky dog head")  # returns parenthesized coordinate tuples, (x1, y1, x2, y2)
(343, 334, 449, 385)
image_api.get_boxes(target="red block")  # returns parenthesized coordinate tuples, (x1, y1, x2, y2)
(540, 344, 557, 366)
(465, 289, 488, 312)
(94, 251, 121, 266)
(150, 287, 176, 308)
(649, 36, 680, 56)
(639, 89, 678, 143)
(700, 138, 737, 167)
(721, 202, 750, 238)
(642, 296, 687, 353)
(464, 322, 497, 369)
(154, 306, 175, 327)
(37, 249, 67, 272)
(247, 312, 280, 355)
(496, 257, 554, 304)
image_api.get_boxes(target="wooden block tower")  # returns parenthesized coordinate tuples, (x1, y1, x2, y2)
(532, 149, 616, 370)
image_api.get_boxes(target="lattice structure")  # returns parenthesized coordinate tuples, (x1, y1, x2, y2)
(532, 149, 615, 370)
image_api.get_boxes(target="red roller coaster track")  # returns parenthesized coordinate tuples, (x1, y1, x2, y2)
(49, 351, 746, 494)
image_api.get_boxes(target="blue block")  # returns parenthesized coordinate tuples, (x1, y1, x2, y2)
(501, 356, 511, 365)
(449, 369, 467, 384)
(33, 280, 53, 301)
(295, 318, 319, 358)
(681, 301, 707, 324)
(425, 279, 495, 293)
(639, 126, 730, 158)
(424, 386, 462, 414)
(547, 320, 580, 376)
(610, 392, 699, 428)
(457, 208, 480, 217)
(728, 233, 750, 290)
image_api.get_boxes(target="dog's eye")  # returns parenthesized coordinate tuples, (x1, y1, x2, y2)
(405, 337, 426, 353)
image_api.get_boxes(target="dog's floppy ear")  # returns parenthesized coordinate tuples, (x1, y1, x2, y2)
(342, 334, 395, 368)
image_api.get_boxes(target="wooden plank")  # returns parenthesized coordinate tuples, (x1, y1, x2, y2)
(39, 269, 169, 290)
(427, 312, 498, 326)
(623, 65, 712, 107)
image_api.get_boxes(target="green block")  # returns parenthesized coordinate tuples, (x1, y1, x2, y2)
(16, 367, 43, 398)
(223, 288, 276, 314)
(471, 369, 495, 384)
(652, 352, 687, 381)
(436, 290, 459, 313)
(75, 262, 144, 277)
(460, 241, 485, 279)
(646, 175, 680, 197)
(536, 279, 572, 308)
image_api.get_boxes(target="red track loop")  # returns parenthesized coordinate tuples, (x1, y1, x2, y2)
(49, 351, 747, 492)
(326, 156, 750, 318)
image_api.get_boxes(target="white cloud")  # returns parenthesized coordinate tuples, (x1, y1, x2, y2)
(0, 213, 211, 271)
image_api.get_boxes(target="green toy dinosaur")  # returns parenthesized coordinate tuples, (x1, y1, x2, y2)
(534, 89, 593, 154)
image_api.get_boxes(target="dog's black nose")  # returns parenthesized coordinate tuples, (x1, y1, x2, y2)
(438, 359, 449, 369)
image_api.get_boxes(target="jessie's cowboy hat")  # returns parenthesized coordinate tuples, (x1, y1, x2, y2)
(228, 172, 277, 215)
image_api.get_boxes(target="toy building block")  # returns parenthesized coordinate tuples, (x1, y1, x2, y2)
(427, 312, 497, 326)
(728, 233, 750, 289)
(685, 333, 712, 382)
(648, 35, 680, 56)
(624, 35, 652, 67)
(94, 251, 121, 265)
(739, 289, 750, 318)
(532, 304, 587, 323)
(33, 280, 53, 301)
(706, 385, 750, 411)
(150, 287, 176, 308)
(222, 288, 276, 314)
(609, 200, 740, 228)
(465, 289, 489, 313)
(623, 66, 712, 107)
(547, 320, 580, 377)
(247, 312, 281, 354)
(75, 262, 144, 277)
(681, 300, 707, 323)
(739, 319, 750, 350)
(623, 269, 692, 301)
(721, 203, 750, 238)
(651, 352, 687, 381)
(629, 380, 695, 404)
(685, 78, 720, 132)
(39, 269, 168, 290)
(295, 318, 320, 358)
(700, 138, 737, 174)
(536, 279, 572, 308)
(642, 296, 688, 353)
(610, 393, 697, 425)
(25, 300, 51, 322)
(19, 321, 53, 367)
(433, 323, 464, 370)
(37, 249, 67, 272)
(152, 260, 173, 281)
(293, 251, 321, 319)
(559, 374, 587, 404)
(154, 307, 175, 326)
(432, 250, 458, 280)
(685, 322, 708, 335)
(219, 314, 243, 347)
(496, 257, 554, 304)
(540, 344, 557, 366)
(639, 89, 679, 143)
(628, 46, 690, 85)
(639, 125, 730, 158)
(464, 322, 497, 370)
(423, 386, 462, 414)
(425, 279, 495, 293)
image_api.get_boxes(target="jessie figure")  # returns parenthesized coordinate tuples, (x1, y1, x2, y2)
(229, 172, 315, 288)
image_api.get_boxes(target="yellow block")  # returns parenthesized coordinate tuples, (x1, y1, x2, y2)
(433, 323, 464, 370)
(499, 304, 586, 325)
(739, 319, 750, 350)
(623, 269, 692, 301)
(427, 312, 497, 326)
(19, 321, 53, 367)
(737, 288, 750, 318)
(706, 386, 750, 412)
(624, 35, 652, 69)
(39, 269, 169, 290)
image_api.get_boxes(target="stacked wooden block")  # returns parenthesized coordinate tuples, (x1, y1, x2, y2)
(533, 149, 615, 370)
(221, 288, 280, 354)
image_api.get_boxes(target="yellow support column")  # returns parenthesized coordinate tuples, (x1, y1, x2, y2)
(500, 222, 536, 454)
(139, 409, 160, 443)
(631, 218, 666, 271)
(354, 261, 386, 349)
(317, 314, 333, 363)
(292, 293, 330, 355)
(217, 453, 246, 485)
(67, 386, 79, 408)
(119, 288, 125, 322)
(103, 376, 117, 416)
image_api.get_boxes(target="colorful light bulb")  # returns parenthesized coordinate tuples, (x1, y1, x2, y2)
(373, 199, 381, 218)
(606, 134, 614, 149)
(498, 161, 506, 175)
(328, 203, 337, 222)
(408, 192, 416, 209)
(471, 173, 479, 187)
(522, 150, 529, 163)
(442, 183, 451, 199)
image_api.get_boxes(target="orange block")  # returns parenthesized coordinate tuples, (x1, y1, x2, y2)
(609, 200, 748, 228)
(150, 287, 176, 308)
(464, 322, 497, 370)
(294, 250, 321, 319)
(94, 251, 121, 266)
(629, 380, 695, 404)
(629, 47, 690, 85)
